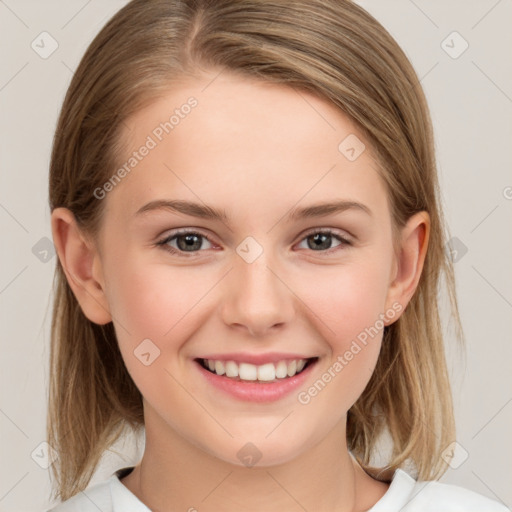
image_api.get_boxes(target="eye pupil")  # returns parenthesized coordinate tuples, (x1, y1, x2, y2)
(308, 233, 331, 250)
(177, 234, 202, 251)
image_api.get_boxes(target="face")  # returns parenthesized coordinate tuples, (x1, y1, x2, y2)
(77, 71, 409, 467)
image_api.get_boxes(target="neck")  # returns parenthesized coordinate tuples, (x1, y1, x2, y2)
(122, 404, 387, 512)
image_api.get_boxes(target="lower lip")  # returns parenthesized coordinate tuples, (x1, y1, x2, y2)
(194, 359, 318, 403)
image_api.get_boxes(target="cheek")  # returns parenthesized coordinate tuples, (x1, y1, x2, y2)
(291, 256, 392, 407)
(107, 259, 215, 401)
(107, 255, 213, 339)
(294, 255, 392, 348)
(104, 254, 237, 378)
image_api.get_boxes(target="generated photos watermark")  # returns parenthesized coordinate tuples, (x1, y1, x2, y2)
(93, 97, 198, 200)
(297, 301, 403, 405)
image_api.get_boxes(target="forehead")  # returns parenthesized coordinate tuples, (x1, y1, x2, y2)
(105, 71, 387, 226)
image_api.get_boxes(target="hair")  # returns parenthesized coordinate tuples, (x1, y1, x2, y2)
(47, 0, 463, 502)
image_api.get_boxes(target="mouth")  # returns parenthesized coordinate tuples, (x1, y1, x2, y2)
(194, 357, 319, 383)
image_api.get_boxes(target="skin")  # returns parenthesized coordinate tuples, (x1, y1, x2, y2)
(51, 70, 429, 512)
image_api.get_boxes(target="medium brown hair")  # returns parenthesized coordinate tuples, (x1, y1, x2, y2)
(48, 0, 462, 501)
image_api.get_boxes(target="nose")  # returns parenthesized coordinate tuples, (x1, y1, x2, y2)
(220, 250, 295, 337)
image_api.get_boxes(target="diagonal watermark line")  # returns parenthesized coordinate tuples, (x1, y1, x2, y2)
(0, 62, 29, 92)
(61, 60, 132, 133)
(383, 366, 443, 442)
(398, 480, 437, 512)
(265, 265, 336, 335)
(410, 61, 439, 91)
(201, 68, 224, 93)
(0, 472, 29, 503)
(472, 397, 512, 439)
(163, 367, 234, 438)
(471, 266, 512, 309)
(0, 266, 28, 295)
(408, 0, 439, 28)
(266, 164, 336, 234)
(472, 61, 512, 104)
(0, 408, 29, 438)
(470, 204, 499, 233)
(61, 60, 75, 75)
(292, 87, 336, 130)
(265, 411, 294, 438)
(471, 0, 504, 30)
(67, 269, 132, 335)
(0, 202, 29, 233)
(266, 471, 310, 511)
(163, 267, 233, 337)
(61, 0, 92, 29)
(163, 163, 233, 233)
(471, 471, 508, 506)
(78, 490, 104, 512)
(419, 61, 439, 82)
(201, 471, 234, 502)
(0, 0, 29, 28)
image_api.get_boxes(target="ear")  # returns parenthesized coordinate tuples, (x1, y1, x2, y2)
(51, 207, 112, 325)
(384, 211, 430, 323)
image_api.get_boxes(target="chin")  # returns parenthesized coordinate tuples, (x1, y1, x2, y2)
(202, 432, 314, 470)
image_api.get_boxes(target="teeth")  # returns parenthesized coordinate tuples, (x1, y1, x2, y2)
(296, 359, 306, 372)
(214, 360, 225, 375)
(239, 362, 258, 380)
(257, 363, 275, 381)
(225, 360, 239, 378)
(275, 360, 288, 378)
(202, 358, 311, 381)
(287, 360, 297, 377)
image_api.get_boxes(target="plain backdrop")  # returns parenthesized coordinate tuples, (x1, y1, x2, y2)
(1, 1, 511, 510)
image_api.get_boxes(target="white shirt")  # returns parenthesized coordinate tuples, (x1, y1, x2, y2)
(47, 466, 510, 511)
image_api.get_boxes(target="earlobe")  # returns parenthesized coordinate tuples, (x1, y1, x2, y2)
(385, 211, 430, 323)
(51, 207, 112, 325)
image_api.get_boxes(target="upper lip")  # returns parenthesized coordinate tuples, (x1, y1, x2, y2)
(196, 352, 317, 365)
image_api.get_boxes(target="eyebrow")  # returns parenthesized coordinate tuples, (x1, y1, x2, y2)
(135, 199, 230, 222)
(288, 200, 372, 220)
(134, 199, 372, 224)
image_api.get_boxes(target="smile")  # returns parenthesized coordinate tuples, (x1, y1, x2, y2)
(198, 357, 317, 382)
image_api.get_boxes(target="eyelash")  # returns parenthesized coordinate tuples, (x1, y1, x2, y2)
(155, 228, 352, 257)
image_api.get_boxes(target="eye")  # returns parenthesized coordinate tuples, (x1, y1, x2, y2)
(156, 230, 215, 255)
(155, 228, 351, 257)
(296, 229, 351, 252)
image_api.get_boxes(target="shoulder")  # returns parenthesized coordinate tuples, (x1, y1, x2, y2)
(370, 469, 510, 512)
(45, 477, 114, 512)
(408, 479, 510, 512)
(45, 468, 149, 512)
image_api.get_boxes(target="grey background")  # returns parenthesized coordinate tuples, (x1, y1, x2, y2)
(1, 0, 511, 510)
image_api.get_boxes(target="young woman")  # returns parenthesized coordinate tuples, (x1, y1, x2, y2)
(45, 0, 509, 510)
